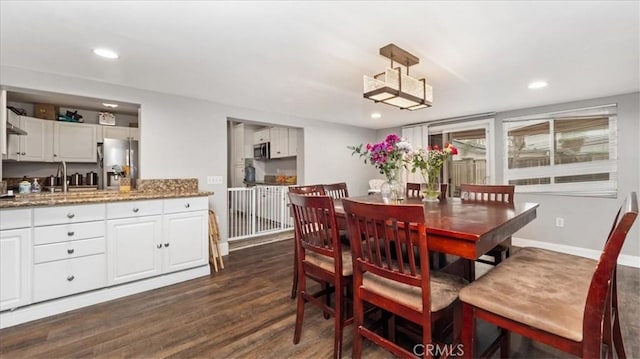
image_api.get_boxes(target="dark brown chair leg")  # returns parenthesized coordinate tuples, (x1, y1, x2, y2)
(612, 272, 627, 358)
(462, 303, 475, 359)
(333, 282, 343, 359)
(291, 237, 298, 299)
(293, 278, 305, 343)
(500, 329, 510, 358)
(352, 288, 364, 359)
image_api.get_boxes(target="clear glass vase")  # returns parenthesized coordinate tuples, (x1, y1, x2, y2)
(420, 168, 440, 202)
(381, 168, 405, 202)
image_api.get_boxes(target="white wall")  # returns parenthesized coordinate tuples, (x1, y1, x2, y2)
(1, 65, 378, 253)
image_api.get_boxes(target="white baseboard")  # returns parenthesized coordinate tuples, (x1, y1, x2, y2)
(512, 237, 640, 268)
(220, 241, 229, 256)
(0, 265, 211, 329)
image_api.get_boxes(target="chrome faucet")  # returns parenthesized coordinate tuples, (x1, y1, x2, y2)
(56, 161, 67, 192)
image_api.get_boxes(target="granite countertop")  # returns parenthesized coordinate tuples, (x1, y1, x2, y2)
(244, 181, 296, 186)
(0, 190, 213, 209)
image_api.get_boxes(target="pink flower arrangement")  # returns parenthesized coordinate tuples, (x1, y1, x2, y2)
(349, 134, 413, 180)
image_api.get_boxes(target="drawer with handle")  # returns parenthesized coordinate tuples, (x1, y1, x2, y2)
(163, 196, 208, 214)
(34, 237, 105, 264)
(33, 253, 106, 302)
(107, 200, 163, 219)
(34, 221, 105, 245)
(34, 204, 105, 226)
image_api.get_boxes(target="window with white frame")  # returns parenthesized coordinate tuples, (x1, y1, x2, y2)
(503, 104, 617, 197)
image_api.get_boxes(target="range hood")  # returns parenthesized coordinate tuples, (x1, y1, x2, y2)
(6, 121, 27, 135)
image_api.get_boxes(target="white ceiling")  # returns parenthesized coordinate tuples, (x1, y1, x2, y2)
(1, 1, 638, 129)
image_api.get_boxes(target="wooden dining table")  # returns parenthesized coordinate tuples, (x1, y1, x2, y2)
(333, 195, 539, 280)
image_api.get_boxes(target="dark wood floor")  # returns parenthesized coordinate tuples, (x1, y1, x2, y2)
(0, 239, 638, 358)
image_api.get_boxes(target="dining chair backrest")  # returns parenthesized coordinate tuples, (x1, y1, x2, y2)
(289, 193, 342, 271)
(460, 184, 514, 204)
(289, 184, 326, 196)
(583, 192, 637, 350)
(343, 199, 430, 303)
(368, 179, 384, 192)
(406, 182, 421, 198)
(323, 182, 349, 199)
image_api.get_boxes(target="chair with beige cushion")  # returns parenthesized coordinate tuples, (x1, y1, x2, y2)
(288, 185, 327, 299)
(460, 183, 515, 266)
(460, 192, 637, 359)
(343, 199, 467, 358)
(289, 193, 353, 359)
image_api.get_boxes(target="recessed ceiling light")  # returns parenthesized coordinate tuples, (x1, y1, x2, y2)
(102, 103, 118, 108)
(371, 112, 382, 119)
(93, 48, 119, 59)
(528, 81, 548, 89)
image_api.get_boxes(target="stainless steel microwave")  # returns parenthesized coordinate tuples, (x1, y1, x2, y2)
(253, 142, 270, 160)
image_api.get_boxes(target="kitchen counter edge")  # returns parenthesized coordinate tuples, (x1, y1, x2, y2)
(0, 191, 213, 209)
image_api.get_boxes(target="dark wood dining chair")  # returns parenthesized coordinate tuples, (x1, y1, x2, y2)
(288, 185, 326, 299)
(460, 192, 638, 359)
(460, 184, 515, 266)
(406, 182, 422, 198)
(289, 193, 353, 359)
(407, 182, 449, 200)
(323, 182, 349, 199)
(343, 199, 467, 358)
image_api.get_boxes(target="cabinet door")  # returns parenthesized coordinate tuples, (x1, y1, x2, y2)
(20, 117, 54, 162)
(107, 216, 162, 285)
(233, 163, 245, 187)
(270, 127, 289, 158)
(103, 126, 130, 140)
(53, 122, 97, 162)
(129, 128, 140, 141)
(0, 228, 32, 311)
(233, 123, 245, 163)
(288, 128, 298, 156)
(253, 128, 270, 144)
(162, 211, 208, 273)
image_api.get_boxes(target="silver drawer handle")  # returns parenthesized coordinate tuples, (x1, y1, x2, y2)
(67, 248, 74, 254)
(133, 208, 139, 213)
(67, 275, 75, 281)
(67, 231, 75, 236)
(157, 244, 163, 249)
(185, 203, 190, 208)
(67, 213, 75, 219)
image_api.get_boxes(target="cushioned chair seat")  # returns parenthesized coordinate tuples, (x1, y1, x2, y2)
(459, 247, 596, 342)
(362, 270, 467, 312)
(305, 245, 353, 276)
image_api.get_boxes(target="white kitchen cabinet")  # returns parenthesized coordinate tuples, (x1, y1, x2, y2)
(269, 127, 288, 158)
(102, 126, 138, 141)
(0, 228, 32, 311)
(53, 122, 97, 162)
(253, 128, 270, 144)
(233, 163, 244, 187)
(163, 211, 208, 273)
(7, 115, 54, 162)
(107, 215, 163, 285)
(288, 128, 298, 156)
(32, 204, 107, 302)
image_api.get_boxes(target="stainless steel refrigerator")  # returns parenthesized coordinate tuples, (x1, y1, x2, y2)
(101, 138, 138, 190)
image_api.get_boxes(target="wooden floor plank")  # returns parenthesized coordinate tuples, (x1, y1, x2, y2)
(0, 239, 638, 358)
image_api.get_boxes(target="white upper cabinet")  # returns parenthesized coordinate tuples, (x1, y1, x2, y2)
(270, 127, 297, 158)
(6, 115, 54, 162)
(288, 128, 298, 157)
(97, 125, 139, 142)
(53, 122, 97, 162)
(253, 128, 270, 144)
